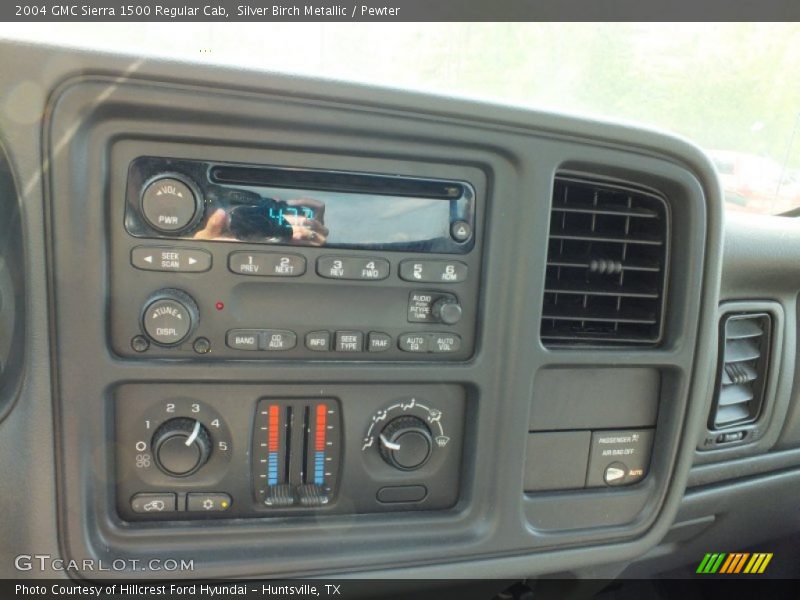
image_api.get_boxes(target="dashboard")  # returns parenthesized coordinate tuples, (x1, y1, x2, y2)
(2, 39, 800, 586)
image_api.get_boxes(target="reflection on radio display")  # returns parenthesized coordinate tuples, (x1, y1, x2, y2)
(197, 185, 453, 251)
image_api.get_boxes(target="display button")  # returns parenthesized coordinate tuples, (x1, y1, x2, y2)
(335, 331, 363, 352)
(398, 333, 429, 353)
(450, 220, 472, 243)
(305, 331, 331, 351)
(430, 333, 462, 353)
(142, 298, 192, 346)
(131, 246, 212, 273)
(228, 252, 306, 277)
(368, 332, 392, 352)
(186, 492, 232, 512)
(376, 485, 428, 504)
(399, 260, 468, 283)
(262, 330, 297, 351)
(141, 177, 199, 233)
(131, 493, 177, 514)
(226, 329, 261, 351)
(317, 256, 390, 280)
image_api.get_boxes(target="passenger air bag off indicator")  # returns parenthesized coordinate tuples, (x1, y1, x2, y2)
(585, 429, 654, 487)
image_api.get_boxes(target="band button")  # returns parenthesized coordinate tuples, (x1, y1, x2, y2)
(226, 329, 261, 351)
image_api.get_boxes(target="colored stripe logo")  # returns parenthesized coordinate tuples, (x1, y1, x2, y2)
(696, 552, 773, 574)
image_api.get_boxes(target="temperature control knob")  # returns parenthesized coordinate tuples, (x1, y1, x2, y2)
(152, 417, 211, 477)
(141, 288, 199, 346)
(379, 416, 433, 471)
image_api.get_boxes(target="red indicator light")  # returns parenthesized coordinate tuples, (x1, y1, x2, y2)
(215, 301, 225, 311)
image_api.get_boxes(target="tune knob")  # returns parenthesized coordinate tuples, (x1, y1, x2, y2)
(141, 288, 199, 346)
(432, 297, 463, 325)
(152, 417, 211, 477)
(379, 416, 433, 471)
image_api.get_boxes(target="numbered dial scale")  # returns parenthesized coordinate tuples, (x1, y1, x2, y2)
(117, 399, 233, 504)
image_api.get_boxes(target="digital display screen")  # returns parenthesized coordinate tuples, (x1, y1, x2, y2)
(207, 185, 453, 251)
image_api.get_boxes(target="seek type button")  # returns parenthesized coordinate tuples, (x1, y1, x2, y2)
(399, 260, 467, 283)
(335, 331, 363, 352)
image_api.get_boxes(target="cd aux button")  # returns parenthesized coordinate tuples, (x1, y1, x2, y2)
(261, 330, 297, 351)
(317, 256, 390, 280)
(399, 260, 467, 283)
(228, 251, 306, 277)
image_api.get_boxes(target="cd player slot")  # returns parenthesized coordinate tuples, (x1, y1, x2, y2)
(210, 165, 464, 199)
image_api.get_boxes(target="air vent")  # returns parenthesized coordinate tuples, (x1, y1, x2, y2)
(710, 313, 772, 430)
(541, 176, 669, 346)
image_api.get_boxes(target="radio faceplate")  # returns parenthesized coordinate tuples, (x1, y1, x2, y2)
(111, 150, 484, 361)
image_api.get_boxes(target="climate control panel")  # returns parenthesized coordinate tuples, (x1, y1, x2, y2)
(115, 383, 466, 521)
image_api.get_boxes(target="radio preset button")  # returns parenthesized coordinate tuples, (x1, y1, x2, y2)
(226, 329, 261, 351)
(335, 331, 363, 352)
(399, 260, 468, 284)
(305, 331, 331, 351)
(141, 176, 200, 233)
(317, 256, 390, 281)
(228, 252, 306, 277)
(262, 330, 297, 351)
(368, 332, 392, 352)
(398, 333, 429, 353)
(131, 246, 212, 273)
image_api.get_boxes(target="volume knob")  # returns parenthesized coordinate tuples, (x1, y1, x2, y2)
(379, 416, 433, 471)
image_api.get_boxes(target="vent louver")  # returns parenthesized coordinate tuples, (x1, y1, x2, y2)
(541, 176, 669, 346)
(710, 313, 771, 429)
